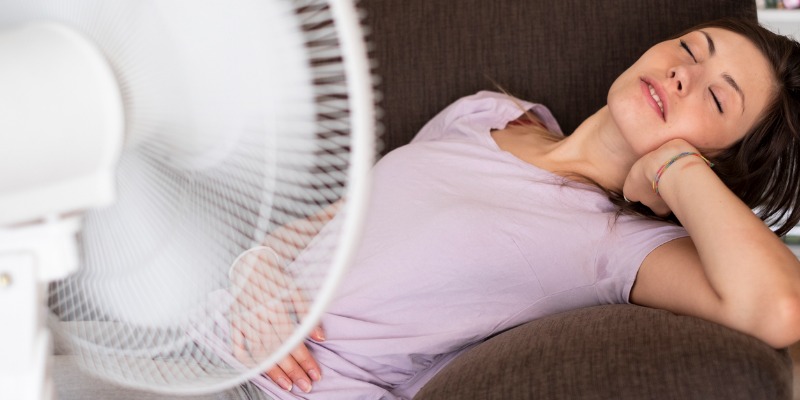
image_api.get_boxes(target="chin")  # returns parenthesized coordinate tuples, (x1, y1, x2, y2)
(606, 97, 658, 155)
(606, 92, 636, 131)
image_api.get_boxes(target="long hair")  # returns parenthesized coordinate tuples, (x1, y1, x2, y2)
(601, 18, 800, 236)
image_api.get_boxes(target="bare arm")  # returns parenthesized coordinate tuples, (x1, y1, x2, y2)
(625, 139, 800, 348)
(232, 200, 342, 393)
(262, 200, 343, 262)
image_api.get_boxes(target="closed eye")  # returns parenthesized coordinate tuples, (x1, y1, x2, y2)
(710, 89, 723, 114)
(680, 40, 697, 63)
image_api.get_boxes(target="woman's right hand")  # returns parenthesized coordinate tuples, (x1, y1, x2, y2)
(263, 326, 325, 393)
(230, 202, 340, 393)
(229, 247, 325, 393)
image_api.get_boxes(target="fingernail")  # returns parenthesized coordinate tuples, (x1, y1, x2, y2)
(308, 369, 321, 382)
(276, 377, 292, 391)
(297, 378, 312, 393)
(312, 328, 325, 341)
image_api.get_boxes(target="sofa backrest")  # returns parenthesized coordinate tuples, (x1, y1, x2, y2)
(361, 0, 757, 155)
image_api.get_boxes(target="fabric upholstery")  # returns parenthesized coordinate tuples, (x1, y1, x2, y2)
(359, 0, 792, 399)
(414, 305, 792, 400)
(361, 0, 757, 155)
(50, 1, 792, 400)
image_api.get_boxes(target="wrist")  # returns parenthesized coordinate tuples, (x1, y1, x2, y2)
(654, 156, 717, 210)
(652, 152, 714, 195)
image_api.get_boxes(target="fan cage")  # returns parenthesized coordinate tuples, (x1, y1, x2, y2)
(23, 0, 381, 394)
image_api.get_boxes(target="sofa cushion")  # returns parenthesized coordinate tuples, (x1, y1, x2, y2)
(361, 0, 756, 155)
(414, 304, 792, 400)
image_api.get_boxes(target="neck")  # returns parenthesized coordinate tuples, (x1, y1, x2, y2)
(542, 106, 637, 193)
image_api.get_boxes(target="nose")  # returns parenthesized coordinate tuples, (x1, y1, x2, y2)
(668, 65, 695, 96)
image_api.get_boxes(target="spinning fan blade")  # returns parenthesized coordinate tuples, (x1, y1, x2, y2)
(0, 0, 375, 395)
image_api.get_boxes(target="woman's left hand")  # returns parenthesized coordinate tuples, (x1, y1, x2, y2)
(622, 138, 701, 217)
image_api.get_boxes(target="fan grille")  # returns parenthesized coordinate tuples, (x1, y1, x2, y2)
(1, 0, 375, 393)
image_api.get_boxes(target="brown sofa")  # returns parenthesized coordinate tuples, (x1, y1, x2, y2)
(359, 0, 793, 399)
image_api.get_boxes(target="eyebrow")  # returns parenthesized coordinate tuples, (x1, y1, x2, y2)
(700, 30, 745, 114)
(701, 30, 716, 56)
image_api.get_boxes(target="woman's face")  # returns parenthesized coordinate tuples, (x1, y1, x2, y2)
(607, 27, 775, 157)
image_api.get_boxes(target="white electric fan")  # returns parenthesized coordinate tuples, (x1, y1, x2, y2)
(0, 0, 376, 399)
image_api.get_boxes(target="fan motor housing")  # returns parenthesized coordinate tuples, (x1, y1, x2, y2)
(0, 23, 123, 226)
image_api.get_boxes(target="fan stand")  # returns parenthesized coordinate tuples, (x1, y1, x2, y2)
(0, 216, 81, 400)
(0, 22, 122, 400)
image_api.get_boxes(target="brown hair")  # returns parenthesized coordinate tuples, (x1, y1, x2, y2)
(604, 18, 800, 236)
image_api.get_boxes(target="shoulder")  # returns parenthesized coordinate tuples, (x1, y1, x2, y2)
(593, 215, 688, 303)
(411, 91, 562, 144)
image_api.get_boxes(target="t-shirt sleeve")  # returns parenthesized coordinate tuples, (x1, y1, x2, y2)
(594, 216, 689, 304)
(410, 91, 562, 144)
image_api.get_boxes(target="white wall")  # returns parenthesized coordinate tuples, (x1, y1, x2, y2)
(758, 10, 800, 39)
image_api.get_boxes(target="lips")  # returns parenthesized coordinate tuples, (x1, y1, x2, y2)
(640, 77, 667, 121)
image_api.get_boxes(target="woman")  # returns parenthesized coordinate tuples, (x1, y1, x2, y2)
(52, 16, 800, 400)
(240, 17, 800, 400)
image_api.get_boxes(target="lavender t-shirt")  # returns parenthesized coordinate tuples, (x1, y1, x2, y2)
(256, 91, 688, 399)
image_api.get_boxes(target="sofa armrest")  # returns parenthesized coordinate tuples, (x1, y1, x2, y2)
(414, 305, 792, 400)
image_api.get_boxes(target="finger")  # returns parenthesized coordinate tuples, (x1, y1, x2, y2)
(287, 278, 307, 321)
(310, 325, 325, 342)
(279, 267, 316, 340)
(268, 348, 314, 393)
(231, 296, 263, 366)
(644, 198, 672, 217)
(621, 187, 637, 204)
(257, 252, 301, 342)
(288, 343, 322, 383)
(248, 247, 322, 393)
(231, 316, 250, 364)
(251, 302, 280, 360)
(235, 266, 284, 363)
(233, 301, 274, 365)
(653, 204, 672, 217)
(265, 366, 295, 392)
(263, 280, 296, 341)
